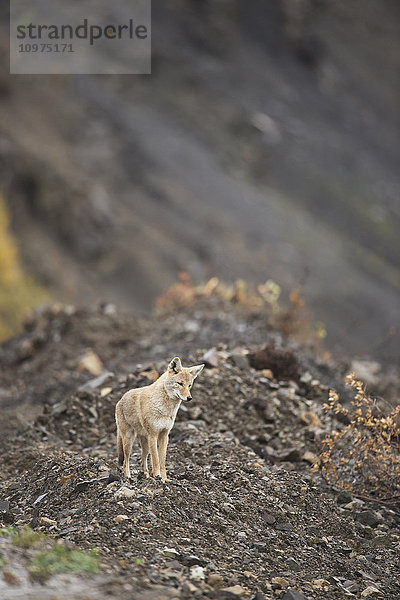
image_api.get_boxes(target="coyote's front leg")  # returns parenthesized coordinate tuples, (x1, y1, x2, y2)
(158, 430, 169, 482)
(148, 434, 161, 478)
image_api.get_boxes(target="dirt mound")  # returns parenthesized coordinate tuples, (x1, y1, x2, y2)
(36, 360, 326, 471)
(1, 300, 399, 599)
(2, 417, 399, 600)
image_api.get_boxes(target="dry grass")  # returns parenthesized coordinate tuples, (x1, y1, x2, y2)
(155, 272, 327, 349)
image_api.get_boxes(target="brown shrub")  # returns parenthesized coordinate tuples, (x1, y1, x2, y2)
(314, 373, 400, 499)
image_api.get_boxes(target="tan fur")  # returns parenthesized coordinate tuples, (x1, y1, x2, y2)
(115, 357, 204, 481)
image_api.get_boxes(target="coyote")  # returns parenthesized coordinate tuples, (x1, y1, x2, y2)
(115, 357, 204, 481)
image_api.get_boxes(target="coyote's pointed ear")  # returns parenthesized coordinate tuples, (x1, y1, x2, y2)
(189, 364, 205, 379)
(168, 357, 182, 375)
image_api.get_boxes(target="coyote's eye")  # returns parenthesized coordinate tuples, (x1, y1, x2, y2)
(177, 382, 183, 386)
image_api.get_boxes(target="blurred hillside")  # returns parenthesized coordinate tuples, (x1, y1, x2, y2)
(0, 0, 399, 359)
(0, 196, 48, 339)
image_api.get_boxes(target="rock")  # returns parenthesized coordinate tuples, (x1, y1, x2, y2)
(114, 514, 129, 524)
(181, 555, 205, 567)
(203, 348, 220, 368)
(261, 369, 274, 379)
(182, 582, 200, 594)
(190, 566, 205, 581)
(162, 548, 180, 559)
(300, 372, 312, 384)
(74, 479, 97, 493)
(221, 585, 248, 597)
(77, 349, 103, 376)
(114, 486, 136, 500)
(312, 579, 329, 589)
(105, 470, 121, 485)
(351, 360, 381, 387)
(282, 591, 308, 600)
(40, 516, 57, 526)
(342, 580, 359, 593)
(183, 319, 200, 333)
(250, 397, 275, 422)
(88, 406, 98, 419)
(33, 492, 49, 505)
(302, 451, 318, 464)
(286, 557, 301, 572)
(300, 412, 321, 428)
(230, 353, 250, 370)
(7, 483, 20, 492)
(78, 371, 114, 392)
(29, 508, 39, 529)
(188, 406, 202, 420)
(356, 511, 380, 528)
(336, 491, 353, 505)
(100, 386, 113, 397)
(139, 370, 159, 382)
(100, 302, 116, 315)
(208, 573, 224, 588)
(361, 526, 375, 540)
(50, 399, 68, 415)
(361, 586, 383, 597)
(271, 577, 290, 589)
(275, 447, 302, 462)
(369, 535, 393, 549)
(18, 339, 35, 360)
(261, 511, 276, 525)
(0, 500, 13, 524)
(251, 112, 281, 144)
(277, 387, 298, 401)
(263, 405, 275, 422)
(275, 523, 293, 532)
(344, 499, 365, 510)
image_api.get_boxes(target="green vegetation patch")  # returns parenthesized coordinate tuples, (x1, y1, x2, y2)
(29, 545, 99, 580)
(0, 525, 45, 548)
(0, 526, 15, 539)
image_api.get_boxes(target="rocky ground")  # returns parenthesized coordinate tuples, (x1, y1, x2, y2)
(0, 298, 399, 599)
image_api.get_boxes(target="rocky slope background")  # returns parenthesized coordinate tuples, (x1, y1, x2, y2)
(0, 1, 399, 597)
(0, 0, 399, 358)
(0, 295, 399, 600)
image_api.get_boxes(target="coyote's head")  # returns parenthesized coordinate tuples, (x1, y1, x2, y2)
(165, 357, 204, 402)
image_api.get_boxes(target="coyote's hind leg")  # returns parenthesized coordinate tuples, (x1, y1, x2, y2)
(139, 435, 150, 478)
(122, 431, 136, 479)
